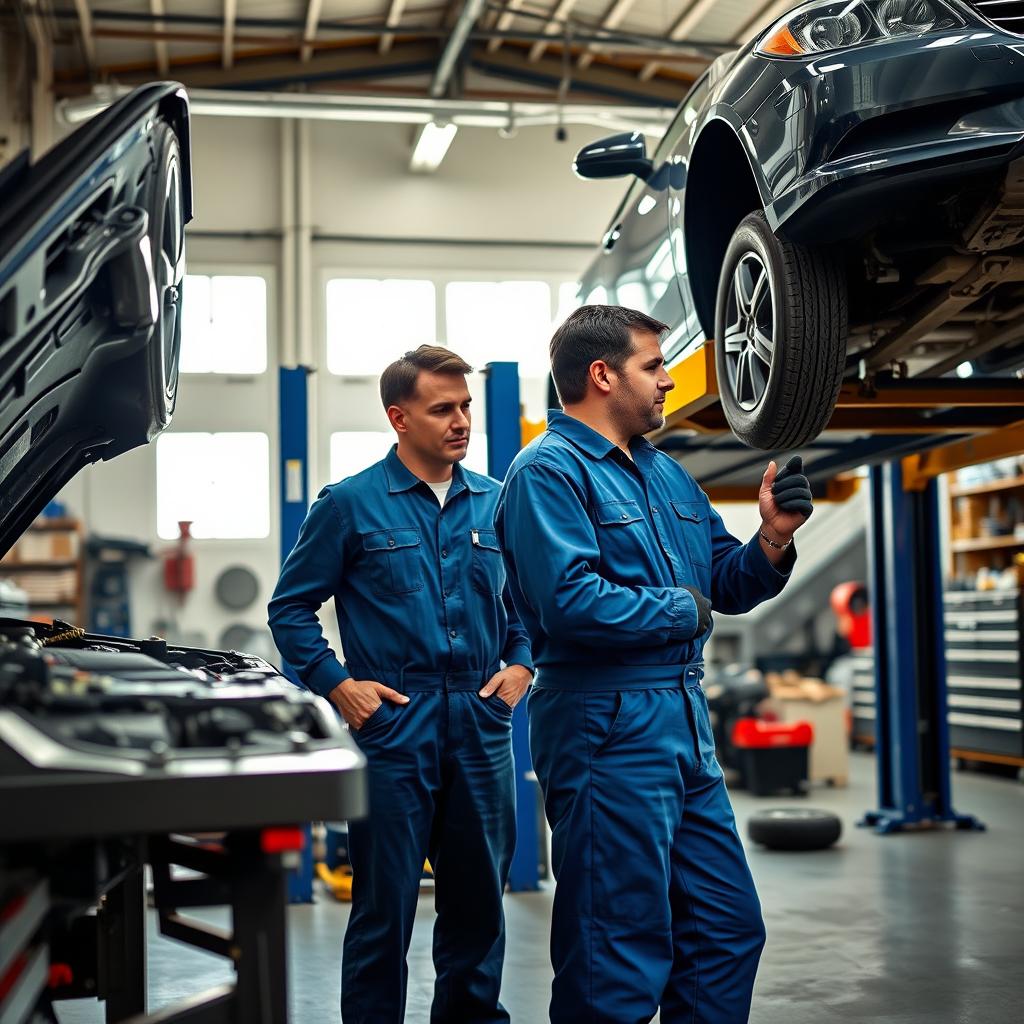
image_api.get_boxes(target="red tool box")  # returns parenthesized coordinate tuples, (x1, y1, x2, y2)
(731, 719, 814, 796)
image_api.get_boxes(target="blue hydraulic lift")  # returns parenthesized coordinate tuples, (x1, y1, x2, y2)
(484, 362, 541, 891)
(609, 344, 1024, 835)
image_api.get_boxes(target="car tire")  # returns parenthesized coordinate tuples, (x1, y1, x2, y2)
(714, 211, 847, 449)
(135, 120, 184, 439)
(747, 808, 842, 851)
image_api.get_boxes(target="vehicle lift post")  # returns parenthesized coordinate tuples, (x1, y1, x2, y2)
(861, 460, 984, 834)
(278, 365, 316, 901)
(485, 361, 541, 891)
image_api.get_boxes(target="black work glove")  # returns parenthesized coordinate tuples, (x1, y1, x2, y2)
(771, 455, 814, 519)
(681, 584, 712, 636)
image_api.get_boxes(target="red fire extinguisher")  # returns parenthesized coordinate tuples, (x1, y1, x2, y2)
(163, 521, 194, 599)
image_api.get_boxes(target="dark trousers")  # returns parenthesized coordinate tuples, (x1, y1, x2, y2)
(341, 687, 516, 1024)
(529, 675, 766, 1024)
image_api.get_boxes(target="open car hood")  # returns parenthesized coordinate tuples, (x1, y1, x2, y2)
(0, 82, 192, 558)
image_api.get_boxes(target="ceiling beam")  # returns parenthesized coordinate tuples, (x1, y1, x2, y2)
(380, 0, 407, 53)
(73, 0, 97, 71)
(222, 0, 236, 68)
(577, 0, 637, 70)
(88, 40, 440, 91)
(487, 0, 525, 55)
(301, 0, 323, 61)
(430, 0, 487, 97)
(638, 0, 717, 81)
(150, 0, 169, 75)
(472, 43, 688, 106)
(528, 0, 578, 62)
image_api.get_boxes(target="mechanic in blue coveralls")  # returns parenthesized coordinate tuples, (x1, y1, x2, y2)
(268, 345, 534, 1024)
(495, 305, 814, 1024)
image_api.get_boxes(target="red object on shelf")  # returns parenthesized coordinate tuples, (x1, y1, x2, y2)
(261, 827, 305, 854)
(732, 718, 813, 749)
(48, 963, 73, 989)
(831, 581, 872, 649)
(163, 520, 194, 598)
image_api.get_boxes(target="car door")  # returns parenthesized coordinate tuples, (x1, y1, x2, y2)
(589, 127, 687, 330)
(664, 73, 712, 357)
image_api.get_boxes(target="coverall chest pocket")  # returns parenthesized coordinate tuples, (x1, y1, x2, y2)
(471, 528, 505, 596)
(594, 500, 646, 565)
(361, 528, 424, 596)
(670, 500, 711, 568)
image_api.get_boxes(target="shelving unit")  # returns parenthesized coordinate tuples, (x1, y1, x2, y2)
(0, 517, 85, 624)
(948, 467, 1024, 580)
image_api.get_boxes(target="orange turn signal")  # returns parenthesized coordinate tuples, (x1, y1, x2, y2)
(760, 25, 804, 57)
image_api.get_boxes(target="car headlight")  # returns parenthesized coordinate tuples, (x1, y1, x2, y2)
(756, 0, 962, 58)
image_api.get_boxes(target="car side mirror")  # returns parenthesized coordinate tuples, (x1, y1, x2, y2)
(573, 132, 653, 182)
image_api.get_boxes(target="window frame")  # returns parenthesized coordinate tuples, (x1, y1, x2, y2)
(180, 262, 276, 378)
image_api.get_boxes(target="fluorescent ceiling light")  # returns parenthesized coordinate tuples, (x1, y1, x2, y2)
(410, 121, 457, 174)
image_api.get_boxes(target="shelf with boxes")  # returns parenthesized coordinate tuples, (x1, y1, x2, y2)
(0, 517, 85, 624)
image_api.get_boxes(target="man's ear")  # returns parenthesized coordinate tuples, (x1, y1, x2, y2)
(386, 404, 407, 433)
(588, 360, 613, 396)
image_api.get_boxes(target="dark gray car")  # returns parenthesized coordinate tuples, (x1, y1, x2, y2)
(576, 0, 1024, 449)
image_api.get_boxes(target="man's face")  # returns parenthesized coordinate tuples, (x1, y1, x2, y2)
(607, 330, 675, 435)
(391, 370, 472, 467)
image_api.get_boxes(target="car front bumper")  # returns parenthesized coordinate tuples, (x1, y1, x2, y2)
(750, 27, 1024, 242)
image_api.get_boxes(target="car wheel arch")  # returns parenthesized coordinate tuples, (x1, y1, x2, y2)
(684, 116, 769, 339)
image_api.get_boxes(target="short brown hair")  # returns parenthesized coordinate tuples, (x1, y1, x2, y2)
(550, 305, 669, 405)
(379, 344, 473, 409)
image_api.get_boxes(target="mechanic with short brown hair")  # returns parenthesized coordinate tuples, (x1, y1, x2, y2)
(269, 344, 533, 1024)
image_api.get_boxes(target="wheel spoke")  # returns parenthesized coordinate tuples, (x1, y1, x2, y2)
(751, 327, 774, 366)
(738, 349, 754, 405)
(750, 268, 769, 319)
(748, 350, 768, 401)
(723, 321, 745, 354)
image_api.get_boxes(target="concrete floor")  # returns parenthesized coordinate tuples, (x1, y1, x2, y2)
(56, 752, 1023, 1023)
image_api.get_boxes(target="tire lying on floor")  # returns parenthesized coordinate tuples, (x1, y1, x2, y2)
(747, 808, 842, 851)
(714, 211, 848, 450)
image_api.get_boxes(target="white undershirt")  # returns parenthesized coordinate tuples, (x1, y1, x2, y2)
(426, 479, 452, 506)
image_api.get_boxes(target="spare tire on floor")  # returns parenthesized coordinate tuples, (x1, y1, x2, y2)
(747, 809, 842, 851)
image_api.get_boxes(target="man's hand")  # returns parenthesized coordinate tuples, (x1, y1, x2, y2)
(681, 584, 712, 636)
(328, 678, 409, 730)
(759, 456, 813, 544)
(479, 664, 534, 710)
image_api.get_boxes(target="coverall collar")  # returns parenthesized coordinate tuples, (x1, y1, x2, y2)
(547, 410, 657, 465)
(384, 445, 486, 496)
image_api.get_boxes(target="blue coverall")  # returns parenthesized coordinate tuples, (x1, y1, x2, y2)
(268, 447, 533, 1024)
(495, 411, 794, 1024)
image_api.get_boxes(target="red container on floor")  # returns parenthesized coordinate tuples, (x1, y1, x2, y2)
(731, 718, 813, 796)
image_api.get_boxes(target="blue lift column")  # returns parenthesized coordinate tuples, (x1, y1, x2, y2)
(861, 461, 984, 835)
(484, 361, 540, 892)
(278, 366, 316, 901)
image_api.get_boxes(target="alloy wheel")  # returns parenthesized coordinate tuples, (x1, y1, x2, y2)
(723, 252, 774, 412)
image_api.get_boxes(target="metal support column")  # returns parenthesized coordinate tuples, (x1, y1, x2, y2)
(278, 365, 316, 901)
(861, 461, 984, 834)
(484, 361, 540, 892)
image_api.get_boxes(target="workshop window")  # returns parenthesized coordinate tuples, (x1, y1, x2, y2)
(327, 278, 436, 375)
(445, 281, 552, 378)
(330, 431, 395, 483)
(156, 432, 270, 539)
(555, 281, 581, 328)
(181, 275, 268, 374)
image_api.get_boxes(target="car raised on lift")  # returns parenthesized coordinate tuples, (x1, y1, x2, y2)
(575, 0, 1024, 449)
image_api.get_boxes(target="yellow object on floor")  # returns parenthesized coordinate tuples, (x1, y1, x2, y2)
(316, 862, 353, 902)
(316, 860, 433, 903)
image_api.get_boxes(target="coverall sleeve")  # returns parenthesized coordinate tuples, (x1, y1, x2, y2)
(500, 462, 698, 647)
(267, 489, 351, 698)
(500, 583, 535, 673)
(707, 502, 795, 616)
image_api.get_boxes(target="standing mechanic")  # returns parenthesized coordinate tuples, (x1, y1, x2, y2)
(269, 345, 534, 1024)
(495, 305, 813, 1024)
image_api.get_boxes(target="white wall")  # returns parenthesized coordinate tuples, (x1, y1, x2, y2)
(56, 114, 628, 651)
